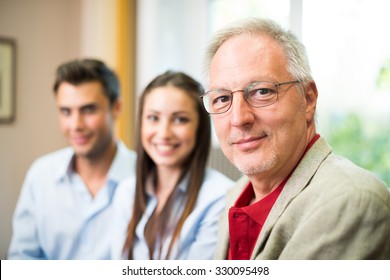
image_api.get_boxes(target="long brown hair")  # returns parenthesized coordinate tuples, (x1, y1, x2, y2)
(123, 70, 211, 259)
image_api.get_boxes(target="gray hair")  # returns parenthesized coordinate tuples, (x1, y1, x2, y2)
(203, 17, 313, 90)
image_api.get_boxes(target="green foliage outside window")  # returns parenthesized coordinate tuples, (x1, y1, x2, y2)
(377, 58, 390, 90)
(325, 113, 390, 189)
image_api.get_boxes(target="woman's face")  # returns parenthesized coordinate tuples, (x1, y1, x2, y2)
(141, 85, 199, 170)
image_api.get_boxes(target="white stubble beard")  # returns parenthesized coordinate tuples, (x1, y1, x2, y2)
(229, 147, 277, 176)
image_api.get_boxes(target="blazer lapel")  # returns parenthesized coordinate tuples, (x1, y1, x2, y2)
(250, 137, 332, 259)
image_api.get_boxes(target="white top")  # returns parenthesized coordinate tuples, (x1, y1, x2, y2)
(110, 168, 234, 259)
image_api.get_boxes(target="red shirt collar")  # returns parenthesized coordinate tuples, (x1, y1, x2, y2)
(227, 134, 320, 260)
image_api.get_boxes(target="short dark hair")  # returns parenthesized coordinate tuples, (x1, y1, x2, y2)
(53, 58, 120, 104)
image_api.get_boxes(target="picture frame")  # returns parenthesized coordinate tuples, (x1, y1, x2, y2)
(0, 37, 16, 123)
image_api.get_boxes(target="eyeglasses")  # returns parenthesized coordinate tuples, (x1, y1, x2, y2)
(201, 80, 300, 114)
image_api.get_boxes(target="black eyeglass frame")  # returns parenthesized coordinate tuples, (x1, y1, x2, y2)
(200, 80, 301, 114)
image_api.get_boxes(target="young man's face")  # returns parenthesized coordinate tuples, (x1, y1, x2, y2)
(55, 81, 120, 159)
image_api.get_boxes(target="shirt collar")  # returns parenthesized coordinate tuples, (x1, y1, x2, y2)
(106, 141, 133, 184)
(54, 148, 76, 183)
(233, 181, 285, 225)
(54, 140, 130, 185)
(233, 134, 321, 210)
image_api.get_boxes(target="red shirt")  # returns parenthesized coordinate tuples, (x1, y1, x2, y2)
(228, 134, 320, 260)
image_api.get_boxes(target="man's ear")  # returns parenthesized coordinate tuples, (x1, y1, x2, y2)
(112, 98, 122, 120)
(305, 81, 318, 122)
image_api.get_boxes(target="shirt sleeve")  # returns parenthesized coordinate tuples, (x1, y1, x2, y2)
(7, 167, 45, 259)
(183, 195, 227, 260)
(178, 170, 233, 260)
(108, 178, 135, 260)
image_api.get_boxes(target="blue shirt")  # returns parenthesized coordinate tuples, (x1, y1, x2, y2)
(110, 168, 234, 259)
(8, 141, 136, 259)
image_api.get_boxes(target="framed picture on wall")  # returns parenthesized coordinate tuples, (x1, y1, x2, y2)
(0, 37, 16, 123)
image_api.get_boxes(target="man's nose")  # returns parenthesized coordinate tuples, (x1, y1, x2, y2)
(230, 91, 255, 127)
(70, 112, 84, 130)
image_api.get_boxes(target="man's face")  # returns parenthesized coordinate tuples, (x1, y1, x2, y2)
(209, 33, 316, 181)
(56, 81, 120, 159)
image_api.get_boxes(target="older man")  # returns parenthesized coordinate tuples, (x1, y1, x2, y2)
(202, 18, 390, 259)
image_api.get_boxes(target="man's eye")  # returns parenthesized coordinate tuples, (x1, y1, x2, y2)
(250, 88, 275, 96)
(59, 108, 70, 116)
(82, 106, 96, 114)
(212, 94, 231, 105)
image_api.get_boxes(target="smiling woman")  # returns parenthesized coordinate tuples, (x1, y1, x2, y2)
(141, 85, 199, 170)
(109, 70, 234, 260)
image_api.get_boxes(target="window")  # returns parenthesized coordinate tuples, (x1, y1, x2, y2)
(209, 0, 291, 32)
(208, 0, 390, 186)
(302, 0, 390, 186)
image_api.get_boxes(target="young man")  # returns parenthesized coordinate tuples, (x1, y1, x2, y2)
(8, 59, 136, 259)
(202, 18, 390, 259)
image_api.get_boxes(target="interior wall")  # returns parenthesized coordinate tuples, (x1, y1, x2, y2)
(0, 0, 127, 259)
(0, 0, 83, 259)
(79, 0, 117, 66)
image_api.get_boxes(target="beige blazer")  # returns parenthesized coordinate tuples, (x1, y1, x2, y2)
(215, 137, 390, 259)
